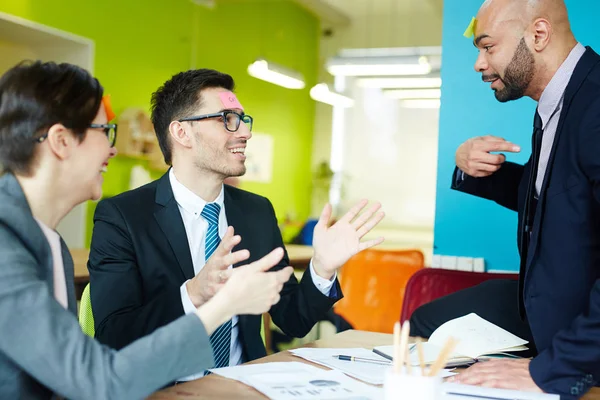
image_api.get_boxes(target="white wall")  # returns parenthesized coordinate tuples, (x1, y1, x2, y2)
(329, 80, 438, 262)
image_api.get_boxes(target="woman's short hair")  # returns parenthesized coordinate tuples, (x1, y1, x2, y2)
(0, 61, 103, 175)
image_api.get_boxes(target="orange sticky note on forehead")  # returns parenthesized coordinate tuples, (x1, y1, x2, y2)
(219, 91, 244, 110)
(102, 95, 116, 121)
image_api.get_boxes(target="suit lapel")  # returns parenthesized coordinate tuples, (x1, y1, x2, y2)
(224, 186, 252, 267)
(153, 171, 195, 280)
(60, 239, 77, 315)
(526, 47, 600, 268)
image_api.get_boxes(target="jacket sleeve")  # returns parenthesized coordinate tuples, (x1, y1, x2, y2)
(0, 222, 213, 400)
(451, 162, 525, 212)
(89, 199, 185, 349)
(264, 198, 343, 338)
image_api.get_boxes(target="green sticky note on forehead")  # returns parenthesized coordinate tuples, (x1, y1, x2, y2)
(463, 17, 477, 38)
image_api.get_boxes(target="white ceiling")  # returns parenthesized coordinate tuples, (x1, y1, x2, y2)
(317, 0, 443, 49)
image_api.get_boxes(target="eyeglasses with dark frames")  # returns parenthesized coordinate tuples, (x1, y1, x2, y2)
(178, 110, 253, 133)
(35, 123, 118, 147)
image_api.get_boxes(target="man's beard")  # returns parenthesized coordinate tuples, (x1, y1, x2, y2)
(484, 38, 535, 103)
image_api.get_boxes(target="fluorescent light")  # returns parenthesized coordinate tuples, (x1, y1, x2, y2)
(384, 89, 441, 99)
(359, 77, 442, 89)
(327, 55, 431, 76)
(247, 59, 305, 89)
(401, 99, 441, 109)
(310, 83, 354, 108)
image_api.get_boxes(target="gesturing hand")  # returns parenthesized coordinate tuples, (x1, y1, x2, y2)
(186, 226, 250, 307)
(455, 135, 520, 178)
(312, 200, 385, 280)
(218, 247, 294, 316)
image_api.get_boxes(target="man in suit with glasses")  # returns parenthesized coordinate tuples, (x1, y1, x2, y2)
(88, 68, 385, 382)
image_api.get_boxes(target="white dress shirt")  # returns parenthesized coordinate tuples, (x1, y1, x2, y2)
(169, 169, 335, 380)
(35, 218, 68, 309)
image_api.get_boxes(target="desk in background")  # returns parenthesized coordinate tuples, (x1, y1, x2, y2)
(149, 330, 600, 400)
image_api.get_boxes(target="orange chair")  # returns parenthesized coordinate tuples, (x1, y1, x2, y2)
(333, 249, 425, 333)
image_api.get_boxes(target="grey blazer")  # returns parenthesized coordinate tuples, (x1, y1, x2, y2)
(0, 173, 214, 399)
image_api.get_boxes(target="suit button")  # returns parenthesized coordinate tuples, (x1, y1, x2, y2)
(571, 387, 580, 395)
(585, 374, 594, 384)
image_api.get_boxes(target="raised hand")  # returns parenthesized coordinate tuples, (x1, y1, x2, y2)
(312, 200, 385, 280)
(456, 135, 520, 178)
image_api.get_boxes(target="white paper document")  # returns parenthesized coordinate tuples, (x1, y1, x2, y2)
(290, 347, 455, 385)
(375, 314, 529, 367)
(210, 361, 381, 399)
(442, 382, 559, 399)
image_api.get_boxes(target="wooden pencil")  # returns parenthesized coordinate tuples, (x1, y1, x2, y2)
(393, 321, 402, 374)
(417, 342, 426, 376)
(427, 337, 458, 377)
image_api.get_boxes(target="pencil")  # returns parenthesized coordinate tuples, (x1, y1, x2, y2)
(393, 321, 401, 374)
(428, 336, 458, 377)
(405, 346, 413, 375)
(417, 342, 425, 376)
(399, 320, 410, 374)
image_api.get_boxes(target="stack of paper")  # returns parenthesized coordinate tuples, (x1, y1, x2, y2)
(210, 362, 382, 399)
(442, 382, 559, 399)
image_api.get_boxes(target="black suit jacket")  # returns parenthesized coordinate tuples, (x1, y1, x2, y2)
(88, 171, 342, 362)
(452, 47, 600, 398)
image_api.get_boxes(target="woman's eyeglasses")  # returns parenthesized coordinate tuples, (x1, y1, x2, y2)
(36, 123, 118, 147)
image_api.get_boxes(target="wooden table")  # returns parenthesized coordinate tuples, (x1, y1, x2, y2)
(71, 244, 313, 299)
(149, 330, 600, 400)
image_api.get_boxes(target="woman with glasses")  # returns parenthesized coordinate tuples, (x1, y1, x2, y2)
(0, 61, 292, 399)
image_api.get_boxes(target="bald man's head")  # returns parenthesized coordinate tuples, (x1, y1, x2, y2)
(477, 0, 570, 36)
(472, 0, 575, 102)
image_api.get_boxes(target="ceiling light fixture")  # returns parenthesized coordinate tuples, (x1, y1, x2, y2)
(327, 55, 431, 76)
(309, 83, 354, 108)
(358, 77, 442, 89)
(247, 59, 305, 89)
(384, 89, 441, 99)
(401, 99, 441, 109)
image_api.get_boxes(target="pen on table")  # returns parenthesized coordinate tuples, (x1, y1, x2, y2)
(332, 355, 391, 365)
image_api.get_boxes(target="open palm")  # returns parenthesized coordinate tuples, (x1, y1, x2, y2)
(312, 199, 385, 278)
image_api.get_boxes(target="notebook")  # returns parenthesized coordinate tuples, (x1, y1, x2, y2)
(373, 313, 529, 367)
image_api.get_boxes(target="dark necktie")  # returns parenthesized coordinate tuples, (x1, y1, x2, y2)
(523, 110, 543, 249)
(518, 110, 543, 315)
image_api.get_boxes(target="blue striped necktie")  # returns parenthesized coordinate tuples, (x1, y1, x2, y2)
(201, 202, 232, 369)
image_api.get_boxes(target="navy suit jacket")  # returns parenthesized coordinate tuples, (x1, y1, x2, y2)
(452, 47, 600, 399)
(88, 171, 342, 363)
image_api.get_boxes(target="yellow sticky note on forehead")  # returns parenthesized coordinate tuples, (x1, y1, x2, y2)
(463, 17, 477, 38)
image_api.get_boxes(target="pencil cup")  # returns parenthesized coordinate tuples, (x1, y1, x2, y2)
(384, 369, 442, 400)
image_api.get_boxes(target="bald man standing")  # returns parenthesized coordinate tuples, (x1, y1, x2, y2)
(410, 0, 600, 397)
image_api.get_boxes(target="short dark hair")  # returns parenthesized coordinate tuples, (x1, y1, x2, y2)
(0, 60, 103, 175)
(150, 69, 235, 165)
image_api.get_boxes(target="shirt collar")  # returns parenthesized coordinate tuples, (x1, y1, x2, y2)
(169, 168, 224, 219)
(538, 42, 586, 128)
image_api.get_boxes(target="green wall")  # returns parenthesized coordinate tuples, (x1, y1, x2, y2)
(0, 0, 319, 245)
